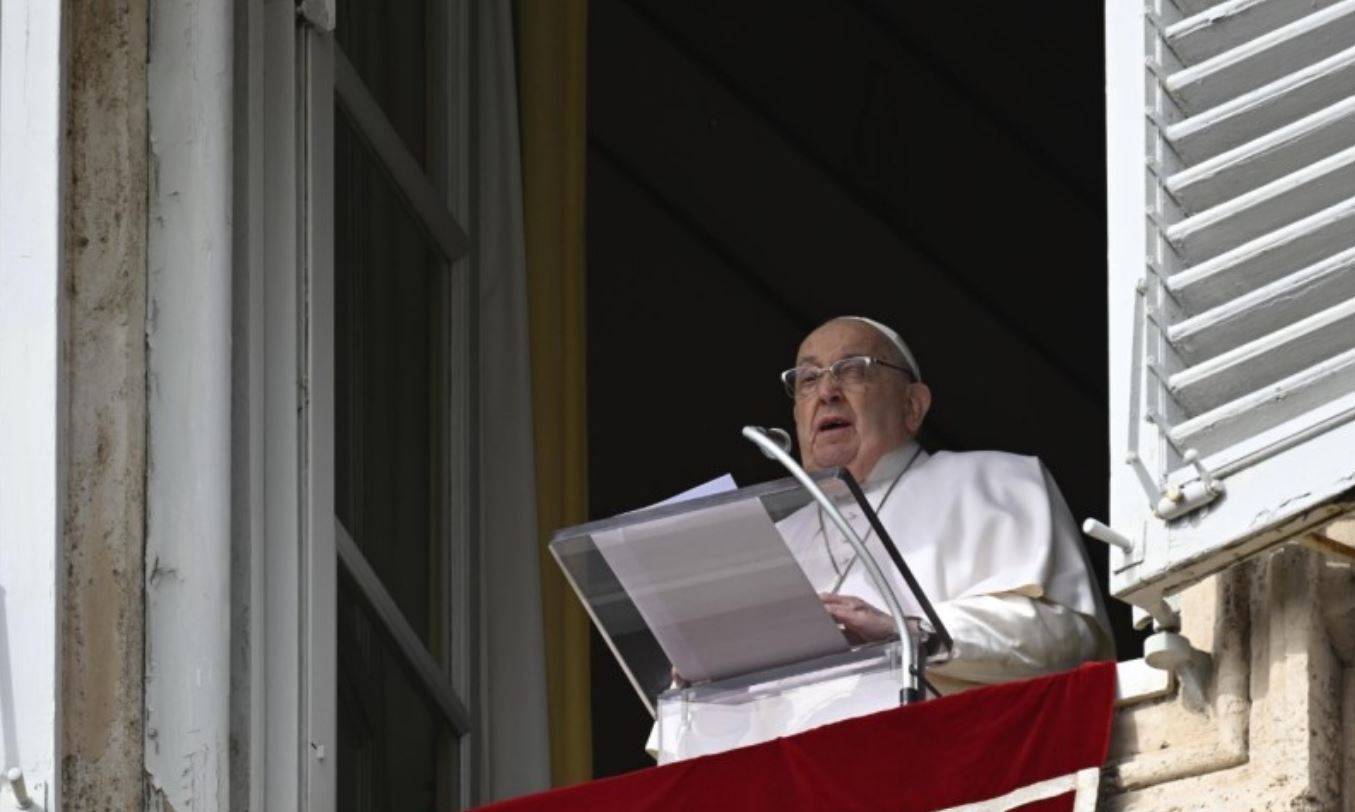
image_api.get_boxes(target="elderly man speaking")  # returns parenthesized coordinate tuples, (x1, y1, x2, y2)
(780, 316, 1113, 692)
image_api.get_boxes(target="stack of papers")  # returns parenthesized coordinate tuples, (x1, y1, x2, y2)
(594, 476, 848, 682)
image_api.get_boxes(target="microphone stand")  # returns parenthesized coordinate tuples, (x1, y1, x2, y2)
(742, 426, 926, 704)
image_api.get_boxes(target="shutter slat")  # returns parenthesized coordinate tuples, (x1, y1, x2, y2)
(1165, 44, 1355, 162)
(1166, 94, 1355, 213)
(1167, 194, 1355, 311)
(1168, 246, 1355, 361)
(1175, 0, 1238, 16)
(1164, 146, 1355, 262)
(1169, 348, 1355, 457)
(1166, 295, 1355, 412)
(1165, 1, 1355, 113)
(1167, 0, 1344, 66)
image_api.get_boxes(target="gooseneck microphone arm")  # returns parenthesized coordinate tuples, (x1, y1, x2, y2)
(742, 426, 924, 704)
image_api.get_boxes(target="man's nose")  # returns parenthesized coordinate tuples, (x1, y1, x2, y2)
(816, 373, 844, 401)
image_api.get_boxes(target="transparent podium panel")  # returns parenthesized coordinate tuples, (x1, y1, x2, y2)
(653, 642, 904, 764)
(550, 469, 911, 717)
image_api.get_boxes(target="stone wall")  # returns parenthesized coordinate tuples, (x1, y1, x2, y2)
(1103, 537, 1355, 811)
(61, 0, 148, 807)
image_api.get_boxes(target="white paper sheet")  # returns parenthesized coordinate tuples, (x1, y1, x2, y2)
(652, 473, 737, 508)
(594, 482, 848, 683)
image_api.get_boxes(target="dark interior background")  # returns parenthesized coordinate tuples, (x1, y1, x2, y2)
(585, 1, 1119, 778)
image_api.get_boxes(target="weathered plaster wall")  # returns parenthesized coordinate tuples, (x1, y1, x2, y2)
(61, 0, 149, 807)
(1103, 541, 1355, 811)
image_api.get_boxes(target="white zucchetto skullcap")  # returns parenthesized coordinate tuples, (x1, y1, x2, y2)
(839, 316, 921, 382)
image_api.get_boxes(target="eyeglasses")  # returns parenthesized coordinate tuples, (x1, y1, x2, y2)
(780, 355, 913, 400)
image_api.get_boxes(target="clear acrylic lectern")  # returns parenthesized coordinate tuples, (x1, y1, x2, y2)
(550, 467, 953, 764)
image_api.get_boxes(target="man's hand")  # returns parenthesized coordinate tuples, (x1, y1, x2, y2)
(820, 593, 897, 644)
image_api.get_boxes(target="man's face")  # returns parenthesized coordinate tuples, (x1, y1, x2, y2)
(792, 320, 918, 482)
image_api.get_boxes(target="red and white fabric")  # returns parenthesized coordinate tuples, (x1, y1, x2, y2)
(477, 661, 1116, 812)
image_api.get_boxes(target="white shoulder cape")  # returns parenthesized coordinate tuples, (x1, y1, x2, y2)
(779, 443, 1111, 636)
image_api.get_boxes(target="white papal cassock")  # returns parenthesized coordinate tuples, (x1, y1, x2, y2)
(647, 442, 1113, 761)
(781, 441, 1113, 693)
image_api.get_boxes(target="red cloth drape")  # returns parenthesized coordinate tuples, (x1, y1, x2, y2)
(478, 661, 1116, 811)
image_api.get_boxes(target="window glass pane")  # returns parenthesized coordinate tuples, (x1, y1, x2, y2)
(337, 571, 459, 812)
(335, 0, 430, 167)
(335, 106, 448, 650)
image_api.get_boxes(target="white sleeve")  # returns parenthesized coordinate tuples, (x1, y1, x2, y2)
(927, 593, 1110, 686)
(646, 719, 659, 761)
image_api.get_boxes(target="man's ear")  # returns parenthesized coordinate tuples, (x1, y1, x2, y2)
(904, 383, 932, 435)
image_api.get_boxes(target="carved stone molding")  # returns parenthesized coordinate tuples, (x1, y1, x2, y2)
(1103, 546, 1351, 810)
(1104, 563, 1249, 796)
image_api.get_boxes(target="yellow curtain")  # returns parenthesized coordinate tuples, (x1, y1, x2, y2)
(516, 0, 592, 787)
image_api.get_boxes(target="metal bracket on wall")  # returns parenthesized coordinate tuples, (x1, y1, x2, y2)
(2, 769, 42, 811)
(1116, 585, 1213, 713)
(1145, 628, 1213, 712)
(1082, 515, 1213, 706)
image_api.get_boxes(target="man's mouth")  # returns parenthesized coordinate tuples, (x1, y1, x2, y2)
(815, 416, 854, 438)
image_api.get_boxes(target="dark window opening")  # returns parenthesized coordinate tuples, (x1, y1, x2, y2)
(586, 0, 1127, 778)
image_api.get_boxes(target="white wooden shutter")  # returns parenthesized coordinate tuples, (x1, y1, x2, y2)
(1106, 0, 1355, 612)
(0, 0, 64, 807)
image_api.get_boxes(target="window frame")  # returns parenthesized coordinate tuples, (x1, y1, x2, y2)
(258, 1, 478, 807)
